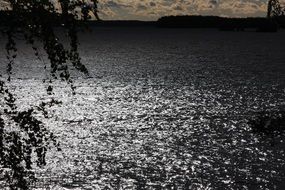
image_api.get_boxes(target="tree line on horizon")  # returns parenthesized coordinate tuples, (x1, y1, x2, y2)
(157, 15, 285, 31)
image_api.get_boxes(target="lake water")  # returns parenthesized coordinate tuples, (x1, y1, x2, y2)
(1, 27, 285, 189)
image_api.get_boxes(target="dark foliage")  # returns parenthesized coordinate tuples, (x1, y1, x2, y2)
(0, 83, 61, 189)
(0, 0, 98, 189)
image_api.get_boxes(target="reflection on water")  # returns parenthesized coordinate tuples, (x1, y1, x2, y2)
(1, 28, 285, 189)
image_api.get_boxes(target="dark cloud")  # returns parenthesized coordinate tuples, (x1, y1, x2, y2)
(209, 0, 218, 5)
(149, 2, 156, 7)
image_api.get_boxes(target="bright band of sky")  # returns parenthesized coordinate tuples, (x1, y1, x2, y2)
(1, 0, 285, 20)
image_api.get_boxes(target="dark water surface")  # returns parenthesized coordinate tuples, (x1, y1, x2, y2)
(1, 28, 285, 189)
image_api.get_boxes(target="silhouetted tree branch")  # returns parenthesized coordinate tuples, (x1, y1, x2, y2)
(0, 1, 99, 189)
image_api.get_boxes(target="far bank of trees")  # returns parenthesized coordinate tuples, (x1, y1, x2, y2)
(157, 1, 285, 31)
(157, 15, 285, 31)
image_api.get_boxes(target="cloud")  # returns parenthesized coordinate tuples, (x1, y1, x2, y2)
(0, 0, 9, 10)
(98, 0, 283, 20)
(1, 0, 284, 20)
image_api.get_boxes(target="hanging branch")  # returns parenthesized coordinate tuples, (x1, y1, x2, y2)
(0, 0, 100, 189)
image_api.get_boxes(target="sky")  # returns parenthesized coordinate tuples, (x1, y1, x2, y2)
(1, 0, 284, 20)
(98, 0, 285, 20)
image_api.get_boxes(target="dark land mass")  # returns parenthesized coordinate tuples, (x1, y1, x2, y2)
(87, 20, 156, 27)
(157, 15, 285, 32)
(1, 10, 285, 32)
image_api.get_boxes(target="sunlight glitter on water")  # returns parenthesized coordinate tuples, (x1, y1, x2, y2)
(1, 28, 285, 189)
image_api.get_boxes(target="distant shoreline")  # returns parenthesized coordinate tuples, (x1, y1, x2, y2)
(86, 20, 156, 27)
(156, 15, 285, 32)
(1, 10, 285, 32)
(83, 16, 285, 33)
